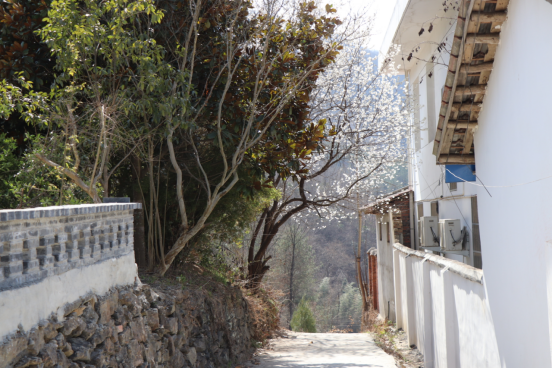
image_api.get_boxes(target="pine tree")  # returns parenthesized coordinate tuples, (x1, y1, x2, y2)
(290, 297, 317, 333)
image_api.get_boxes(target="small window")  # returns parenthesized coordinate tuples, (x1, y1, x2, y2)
(386, 223, 390, 243)
(449, 182, 458, 192)
(379, 222, 382, 241)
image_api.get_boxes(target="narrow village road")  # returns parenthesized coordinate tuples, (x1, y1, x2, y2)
(249, 332, 398, 368)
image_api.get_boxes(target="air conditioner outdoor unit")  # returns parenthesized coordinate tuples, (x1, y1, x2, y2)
(439, 219, 463, 251)
(420, 216, 439, 247)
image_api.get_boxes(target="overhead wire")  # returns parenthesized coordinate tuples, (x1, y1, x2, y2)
(440, 166, 472, 233)
(446, 169, 552, 189)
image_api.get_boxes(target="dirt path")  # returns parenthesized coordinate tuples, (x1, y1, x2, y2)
(243, 332, 398, 368)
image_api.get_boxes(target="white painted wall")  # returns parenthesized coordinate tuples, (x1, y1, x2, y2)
(0, 252, 137, 340)
(404, 6, 478, 266)
(472, 0, 552, 365)
(376, 214, 396, 322)
(393, 243, 500, 368)
(382, 0, 552, 365)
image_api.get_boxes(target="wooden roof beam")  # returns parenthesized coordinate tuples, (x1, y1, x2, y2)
(466, 34, 500, 44)
(437, 154, 475, 165)
(455, 84, 486, 96)
(460, 62, 494, 73)
(447, 121, 478, 130)
(451, 103, 482, 112)
(469, 12, 507, 23)
(462, 128, 475, 155)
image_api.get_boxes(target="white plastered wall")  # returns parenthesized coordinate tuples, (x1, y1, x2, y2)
(376, 214, 396, 322)
(473, 0, 552, 365)
(0, 253, 137, 340)
(393, 244, 500, 368)
(407, 22, 479, 267)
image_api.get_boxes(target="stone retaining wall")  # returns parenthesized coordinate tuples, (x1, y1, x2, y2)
(0, 204, 257, 368)
(1, 283, 254, 368)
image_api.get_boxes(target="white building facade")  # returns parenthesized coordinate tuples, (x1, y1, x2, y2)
(376, 0, 552, 366)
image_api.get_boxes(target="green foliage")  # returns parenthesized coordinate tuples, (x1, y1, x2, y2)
(156, 0, 341, 180)
(0, 133, 89, 208)
(192, 186, 280, 274)
(338, 282, 362, 323)
(290, 297, 317, 333)
(0, 0, 343, 279)
(0, 0, 53, 90)
(267, 222, 318, 301)
(318, 277, 330, 299)
(176, 275, 187, 288)
(312, 277, 362, 332)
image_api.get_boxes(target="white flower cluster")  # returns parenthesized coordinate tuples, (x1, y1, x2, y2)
(281, 41, 411, 226)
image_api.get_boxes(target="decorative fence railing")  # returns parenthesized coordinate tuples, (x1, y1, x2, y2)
(0, 203, 140, 291)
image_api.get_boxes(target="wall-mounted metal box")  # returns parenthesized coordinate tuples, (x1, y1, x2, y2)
(439, 219, 462, 251)
(420, 216, 439, 247)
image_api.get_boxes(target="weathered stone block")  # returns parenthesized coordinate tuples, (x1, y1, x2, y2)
(97, 291, 119, 325)
(166, 318, 178, 336)
(41, 323, 61, 342)
(62, 317, 85, 337)
(129, 319, 147, 343)
(27, 327, 45, 355)
(118, 327, 132, 346)
(82, 306, 99, 325)
(127, 339, 144, 367)
(90, 346, 108, 367)
(80, 323, 96, 340)
(194, 337, 206, 353)
(186, 347, 197, 366)
(67, 338, 93, 361)
(146, 309, 160, 331)
(119, 291, 141, 316)
(12, 355, 43, 368)
(169, 349, 186, 368)
(38, 341, 59, 367)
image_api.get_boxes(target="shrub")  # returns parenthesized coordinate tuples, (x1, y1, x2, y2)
(290, 297, 317, 333)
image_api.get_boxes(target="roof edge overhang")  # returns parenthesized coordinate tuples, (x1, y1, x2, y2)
(360, 186, 412, 215)
(433, 0, 510, 165)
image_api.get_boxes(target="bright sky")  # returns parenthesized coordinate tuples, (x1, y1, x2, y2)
(337, 0, 397, 51)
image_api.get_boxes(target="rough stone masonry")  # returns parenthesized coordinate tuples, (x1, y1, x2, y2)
(1, 283, 254, 368)
(0, 204, 256, 368)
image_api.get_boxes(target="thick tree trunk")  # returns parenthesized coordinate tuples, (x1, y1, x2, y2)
(245, 196, 308, 289)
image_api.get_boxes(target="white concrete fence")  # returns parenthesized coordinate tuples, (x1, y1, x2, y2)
(393, 243, 501, 368)
(0, 204, 140, 342)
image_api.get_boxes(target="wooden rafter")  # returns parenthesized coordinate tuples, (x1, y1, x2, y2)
(432, 0, 510, 165)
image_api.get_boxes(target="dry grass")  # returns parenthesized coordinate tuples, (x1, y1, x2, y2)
(243, 286, 283, 344)
(362, 305, 424, 368)
(361, 306, 380, 332)
(140, 264, 284, 348)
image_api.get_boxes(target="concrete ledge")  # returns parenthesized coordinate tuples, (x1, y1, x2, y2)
(0, 203, 141, 222)
(0, 252, 137, 341)
(393, 242, 483, 284)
